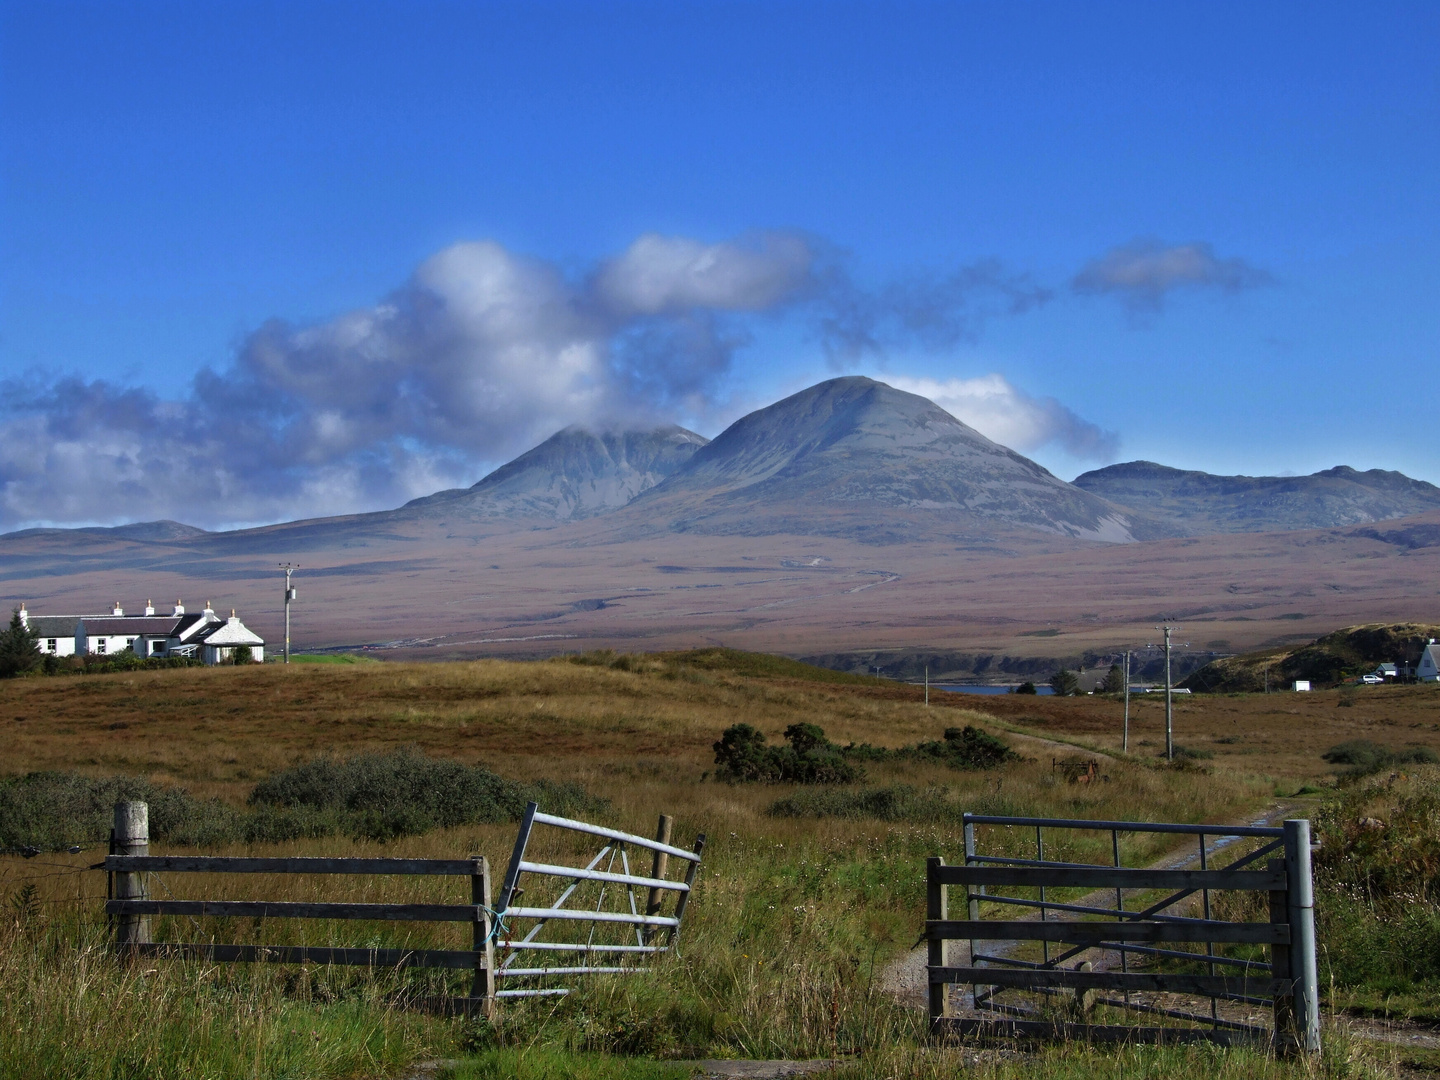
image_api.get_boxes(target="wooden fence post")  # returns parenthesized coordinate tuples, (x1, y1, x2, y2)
(1283, 820, 1321, 1053)
(642, 814, 674, 946)
(113, 801, 151, 952)
(927, 856, 949, 1028)
(471, 856, 496, 1021)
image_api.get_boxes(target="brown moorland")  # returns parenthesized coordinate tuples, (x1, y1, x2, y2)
(2, 653, 1433, 1078)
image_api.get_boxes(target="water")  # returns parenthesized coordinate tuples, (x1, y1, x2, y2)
(934, 683, 1055, 696)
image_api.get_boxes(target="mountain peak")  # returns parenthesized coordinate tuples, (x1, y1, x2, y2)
(628, 377, 1136, 541)
(405, 423, 708, 521)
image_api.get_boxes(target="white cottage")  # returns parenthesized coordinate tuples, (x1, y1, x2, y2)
(196, 611, 266, 664)
(1419, 641, 1440, 683)
(19, 600, 264, 665)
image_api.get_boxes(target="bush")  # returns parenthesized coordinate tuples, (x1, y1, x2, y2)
(768, 784, 962, 822)
(911, 725, 1020, 769)
(711, 723, 861, 784)
(1013, 681, 1037, 695)
(250, 747, 605, 840)
(1322, 739, 1438, 778)
(0, 749, 605, 851)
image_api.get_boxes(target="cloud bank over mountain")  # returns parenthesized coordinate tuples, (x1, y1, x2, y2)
(886, 375, 1120, 461)
(0, 232, 1125, 530)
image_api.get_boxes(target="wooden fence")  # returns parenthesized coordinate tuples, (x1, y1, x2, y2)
(103, 799, 704, 1017)
(927, 814, 1320, 1053)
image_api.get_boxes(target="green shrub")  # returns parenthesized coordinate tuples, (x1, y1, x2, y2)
(250, 747, 605, 840)
(711, 723, 861, 784)
(1013, 681, 1037, 695)
(767, 784, 963, 823)
(0, 749, 604, 851)
(1322, 739, 1438, 778)
(844, 725, 1019, 770)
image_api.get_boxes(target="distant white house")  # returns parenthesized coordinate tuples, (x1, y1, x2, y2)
(1419, 641, 1440, 683)
(19, 601, 264, 664)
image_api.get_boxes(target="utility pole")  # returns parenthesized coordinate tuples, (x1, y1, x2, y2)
(1122, 649, 1131, 753)
(1154, 625, 1186, 761)
(280, 564, 299, 664)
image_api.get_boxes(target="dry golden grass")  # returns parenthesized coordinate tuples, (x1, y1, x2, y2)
(1, 653, 1420, 1078)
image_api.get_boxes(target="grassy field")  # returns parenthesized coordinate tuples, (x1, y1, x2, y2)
(1, 650, 1435, 1079)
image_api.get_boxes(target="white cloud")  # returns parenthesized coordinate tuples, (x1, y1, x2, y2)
(592, 231, 816, 316)
(888, 373, 1120, 461)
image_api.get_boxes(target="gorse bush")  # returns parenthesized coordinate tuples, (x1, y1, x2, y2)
(1322, 739, 1438, 778)
(0, 749, 604, 851)
(711, 723, 861, 784)
(767, 784, 965, 823)
(848, 725, 1019, 770)
(250, 747, 603, 840)
(713, 722, 1019, 784)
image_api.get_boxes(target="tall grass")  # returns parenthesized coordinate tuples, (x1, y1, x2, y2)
(0, 651, 1390, 1077)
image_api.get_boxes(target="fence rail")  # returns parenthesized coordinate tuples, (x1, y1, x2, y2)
(927, 813, 1321, 1054)
(101, 799, 704, 1019)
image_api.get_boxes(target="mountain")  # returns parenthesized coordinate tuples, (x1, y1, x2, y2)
(619, 377, 1141, 542)
(1072, 461, 1440, 535)
(403, 424, 708, 521)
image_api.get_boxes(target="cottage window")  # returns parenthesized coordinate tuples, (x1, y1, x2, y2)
(96, 639, 107, 654)
(46, 639, 56, 652)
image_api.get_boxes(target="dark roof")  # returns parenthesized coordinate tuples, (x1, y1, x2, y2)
(77, 617, 183, 635)
(26, 616, 82, 636)
(173, 613, 220, 640)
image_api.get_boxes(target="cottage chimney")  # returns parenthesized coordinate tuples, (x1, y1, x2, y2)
(173, 600, 184, 615)
(203, 600, 215, 618)
(112, 601, 123, 616)
(18, 603, 27, 628)
(144, 599, 155, 616)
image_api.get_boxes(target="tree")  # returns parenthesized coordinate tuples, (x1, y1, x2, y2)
(1101, 663, 1126, 694)
(0, 609, 41, 678)
(1013, 682, 1037, 695)
(1049, 667, 1080, 697)
(232, 645, 254, 665)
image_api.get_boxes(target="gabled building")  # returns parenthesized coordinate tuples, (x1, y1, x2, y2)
(18, 600, 265, 664)
(1419, 641, 1440, 683)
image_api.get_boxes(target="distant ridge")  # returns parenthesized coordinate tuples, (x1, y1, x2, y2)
(404, 424, 708, 521)
(622, 377, 1140, 542)
(1073, 460, 1440, 534)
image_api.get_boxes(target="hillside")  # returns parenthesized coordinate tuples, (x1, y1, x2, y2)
(1073, 460, 1440, 535)
(402, 423, 708, 521)
(617, 376, 1144, 542)
(1181, 622, 1440, 692)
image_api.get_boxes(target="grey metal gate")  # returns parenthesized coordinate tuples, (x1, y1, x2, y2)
(926, 813, 1320, 1052)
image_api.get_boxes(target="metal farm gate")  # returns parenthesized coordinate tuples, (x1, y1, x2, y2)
(926, 814, 1320, 1052)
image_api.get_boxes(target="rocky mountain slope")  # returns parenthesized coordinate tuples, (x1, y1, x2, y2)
(619, 377, 1142, 542)
(402, 424, 708, 521)
(1073, 461, 1440, 534)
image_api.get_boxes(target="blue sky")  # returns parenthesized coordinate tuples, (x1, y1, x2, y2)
(2, 1, 1437, 528)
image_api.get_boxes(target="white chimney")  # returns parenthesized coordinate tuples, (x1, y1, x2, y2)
(18, 602, 27, 628)
(173, 600, 185, 615)
(230, 608, 239, 623)
(144, 599, 155, 616)
(203, 600, 215, 618)
(112, 601, 123, 616)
